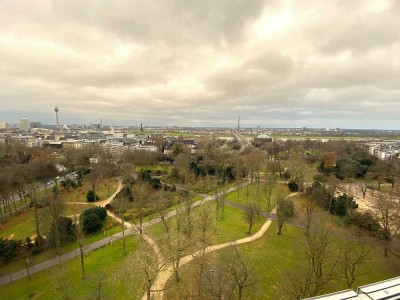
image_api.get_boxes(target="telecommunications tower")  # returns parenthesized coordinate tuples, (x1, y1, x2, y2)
(54, 106, 60, 129)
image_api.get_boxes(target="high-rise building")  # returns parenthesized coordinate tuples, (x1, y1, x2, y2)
(0, 122, 10, 130)
(20, 118, 30, 130)
(30, 121, 42, 128)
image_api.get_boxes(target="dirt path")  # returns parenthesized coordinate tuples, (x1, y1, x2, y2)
(148, 211, 275, 300)
(97, 179, 123, 207)
(148, 191, 298, 300)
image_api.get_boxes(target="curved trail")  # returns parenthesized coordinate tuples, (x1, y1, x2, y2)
(149, 192, 298, 300)
(149, 210, 276, 300)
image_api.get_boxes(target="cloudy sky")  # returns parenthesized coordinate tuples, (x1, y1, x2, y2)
(1, 0, 399, 129)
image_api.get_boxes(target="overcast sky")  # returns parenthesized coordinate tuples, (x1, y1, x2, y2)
(0, 0, 399, 129)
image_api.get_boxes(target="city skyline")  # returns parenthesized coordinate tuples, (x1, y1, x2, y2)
(1, 1, 400, 129)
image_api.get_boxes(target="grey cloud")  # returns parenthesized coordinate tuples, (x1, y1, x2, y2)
(319, 13, 400, 54)
(0, 0, 400, 129)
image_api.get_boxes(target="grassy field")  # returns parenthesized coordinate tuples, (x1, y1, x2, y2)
(224, 182, 288, 212)
(63, 203, 97, 217)
(62, 178, 118, 203)
(165, 220, 400, 299)
(0, 217, 120, 277)
(147, 202, 265, 258)
(0, 177, 120, 241)
(0, 237, 143, 299)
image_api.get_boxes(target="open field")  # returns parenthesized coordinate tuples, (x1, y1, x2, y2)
(0, 237, 142, 299)
(0, 217, 120, 276)
(224, 182, 288, 212)
(165, 220, 400, 299)
(147, 202, 264, 258)
(61, 178, 118, 203)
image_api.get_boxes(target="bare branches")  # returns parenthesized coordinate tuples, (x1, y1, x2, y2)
(340, 241, 371, 288)
(276, 194, 294, 235)
(373, 193, 400, 257)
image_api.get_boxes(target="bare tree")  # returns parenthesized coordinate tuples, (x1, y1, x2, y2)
(195, 204, 217, 296)
(263, 171, 277, 212)
(223, 245, 258, 300)
(340, 240, 371, 288)
(199, 245, 257, 300)
(244, 202, 261, 234)
(287, 155, 308, 193)
(25, 186, 44, 248)
(287, 219, 341, 299)
(73, 215, 85, 277)
(87, 163, 103, 200)
(359, 182, 369, 199)
(374, 193, 400, 257)
(89, 273, 107, 300)
(132, 180, 150, 235)
(214, 184, 227, 221)
(276, 194, 294, 235)
(45, 187, 65, 261)
(163, 198, 195, 283)
(52, 265, 72, 300)
(113, 191, 133, 255)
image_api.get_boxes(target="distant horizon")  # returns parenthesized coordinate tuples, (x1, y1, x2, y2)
(1, 1, 400, 132)
(2, 117, 400, 133)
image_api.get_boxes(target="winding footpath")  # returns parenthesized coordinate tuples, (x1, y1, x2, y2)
(147, 192, 298, 300)
(148, 209, 276, 300)
(0, 181, 246, 286)
(0, 179, 123, 286)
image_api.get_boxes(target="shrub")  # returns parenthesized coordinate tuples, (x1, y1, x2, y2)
(82, 213, 102, 233)
(86, 190, 100, 202)
(344, 211, 380, 232)
(330, 194, 358, 216)
(61, 178, 77, 189)
(288, 179, 299, 192)
(47, 216, 74, 247)
(0, 238, 22, 263)
(82, 206, 107, 221)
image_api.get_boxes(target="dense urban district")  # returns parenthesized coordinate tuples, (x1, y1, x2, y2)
(1, 121, 400, 299)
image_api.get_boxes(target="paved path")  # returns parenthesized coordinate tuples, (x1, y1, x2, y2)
(0, 179, 123, 286)
(0, 182, 243, 286)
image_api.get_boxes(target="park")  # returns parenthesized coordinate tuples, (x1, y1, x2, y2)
(1, 135, 400, 299)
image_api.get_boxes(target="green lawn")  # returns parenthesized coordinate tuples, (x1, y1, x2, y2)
(146, 203, 264, 258)
(141, 194, 203, 223)
(0, 237, 142, 299)
(224, 182, 287, 212)
(62, 178, 118, 203)
(0, 218, 121, 277)
(164, 221, 400, 299)
(0, 210, 38, 241)
(63, 203, 96, 217)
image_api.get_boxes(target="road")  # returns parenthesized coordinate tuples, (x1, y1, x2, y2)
(0, 172, 78, 211)
(233, 131, 253, 152)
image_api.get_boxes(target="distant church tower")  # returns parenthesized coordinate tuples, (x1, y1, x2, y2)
(140, 123, 143, 132)
(237, 115, 240, 132)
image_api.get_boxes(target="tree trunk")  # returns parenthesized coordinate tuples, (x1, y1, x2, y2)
(34, 201, 41, 247)
(174, 258, 181, 282)
(12, 195, 17, 215)
(277, 224, 283, 235)
(238, 286, 243, 300)
(79, 242, 85, 277)
(122, 222, 126, 255)
(248, 222, 253, 234)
